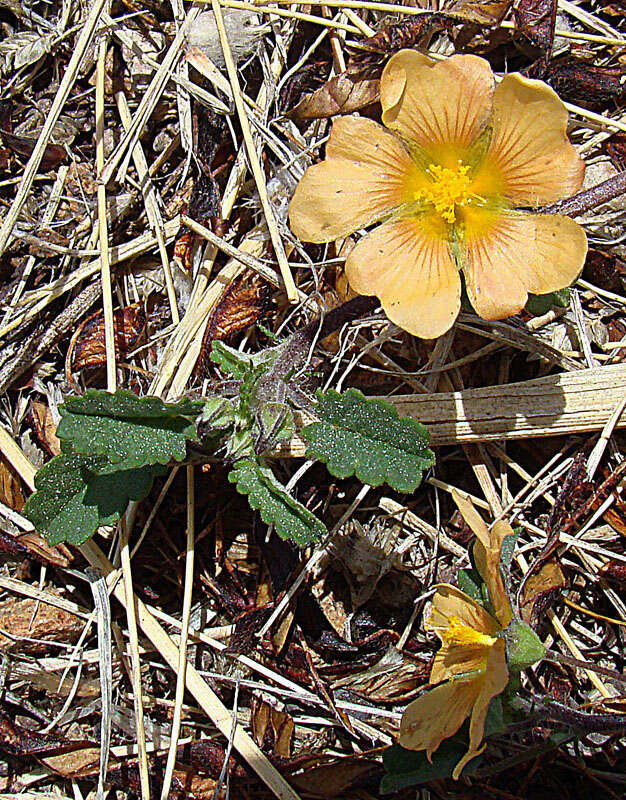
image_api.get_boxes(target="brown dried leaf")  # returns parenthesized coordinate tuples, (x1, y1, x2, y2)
(514, 0, 556, 52)
(252, 699, 294, 758)
(355, 13, 454, 57)
(599, 561, 626, 588)
(583, 249, 626, 293)
(195, 267, 269, 377)
(448, 0, 512, 24)
(65, 303, 146, 379)
(287, 68, 380, 120)
(0, 453, 25, 512)
(288, 756, 380, 797)
(0, 593, 84, 654)
(544, 61, 626, 110)
(333, 646, 427, 704)
(520, 558, 566, 624)
(0, 529, 72, 568)
(30, 400, 61, 457)
(0, 129, 65, 172)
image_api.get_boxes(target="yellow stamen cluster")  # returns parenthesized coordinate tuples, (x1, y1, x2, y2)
(442, 615, 497, 647)
(417, 163, 475, 224)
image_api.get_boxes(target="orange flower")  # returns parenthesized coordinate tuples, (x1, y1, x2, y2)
(289, 52, 587, 339)
(400, 586, 509, 779)
(398, 492, 518, 778)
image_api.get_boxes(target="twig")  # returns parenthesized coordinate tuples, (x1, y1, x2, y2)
(160, 466, 196, 800)
(118, 517, 151, 800)
(543, 171, 626, 218)
(86, 567, 113, 800)
(0, 282, 101, 395)
(544, 649, 626, 690)
(210, 0, 298, 302)
(0, 0, 110, 258)
(95, 27, 116, 392)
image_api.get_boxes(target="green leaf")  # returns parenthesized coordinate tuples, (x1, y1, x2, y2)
(457, 567, 483, 602)
(381, 738, 482, 793)
(254, 402, 295, 452)
(57, 389, 202, 470)
(228, 458, 326, 546)
(525, 288, 570, 316)
(500, 529, 520, 572)
(302, 389, 434, 492)
(23, 451, 166, 546)
(210, 341, 276, 379)
(201, 396, 237, 430)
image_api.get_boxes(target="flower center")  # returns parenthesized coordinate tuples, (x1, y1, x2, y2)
(441, 615, 497, 647)
(416, 162, 480, 224)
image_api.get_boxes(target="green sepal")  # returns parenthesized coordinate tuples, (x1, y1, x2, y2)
(504, 618, 546, 671)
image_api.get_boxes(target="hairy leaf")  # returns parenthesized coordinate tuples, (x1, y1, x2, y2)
(57, 389, 202, 470)
(302, 389, 434, 492)
(210, 341, 276, 379)
(228, 458, 326, 546)
(23, 452, 166, 546)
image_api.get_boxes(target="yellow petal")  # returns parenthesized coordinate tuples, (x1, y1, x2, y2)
(431, 641, 492, 685)
(474, 520, 514, 627)
(463, 211, 587, 321)
(452, 488, 490, 548)
(381, 51, 494, 158)
(486, 73, 585, 206)
(399, 678, 481, 755)
(345, 217, 461, 339)
(289, 115, 415, 243)
(452, 490, 513, 627)
(428, 584, 501, 638)
(452, 639, 509, 779)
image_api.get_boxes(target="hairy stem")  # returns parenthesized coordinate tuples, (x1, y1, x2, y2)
(544, 648, 626, 689)
(543, 170, 626, 218)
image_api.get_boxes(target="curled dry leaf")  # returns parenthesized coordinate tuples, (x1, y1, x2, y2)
(0, 129, 65, 171)
(252, 698, 294, 758)
(0, 529, 72, 568)
(65, 303, 147, 384)
(447, 0, 513, 25)
(520, 558, 566, 625)
(30, 399, 61, 457)
(195, 267, 269, 378)
(288, 67, 381, 120)
(544, 61, 626, 110)
(514, 0, 557, 53)
(0, 453, 25, 511)
(333, 646, 429, 705)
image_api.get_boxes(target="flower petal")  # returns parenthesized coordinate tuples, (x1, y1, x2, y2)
(431, 641, 491, 684)
(428, 584, 501, 638)
(452, 639, 509, 779)
(289, 115, 416, 243)
(463, 211, 587, 320)
(452, 490, 513, 627)
(345, 217, 461, 339)
(399, 678, 481, 756)
(381, 51, 494, 157)
(474, 520, 514, 627)
(486, 73, 585, 206)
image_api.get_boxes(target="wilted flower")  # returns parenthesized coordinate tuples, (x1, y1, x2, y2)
(399, 492, 543, 778)
(289, 51, 587, 338)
